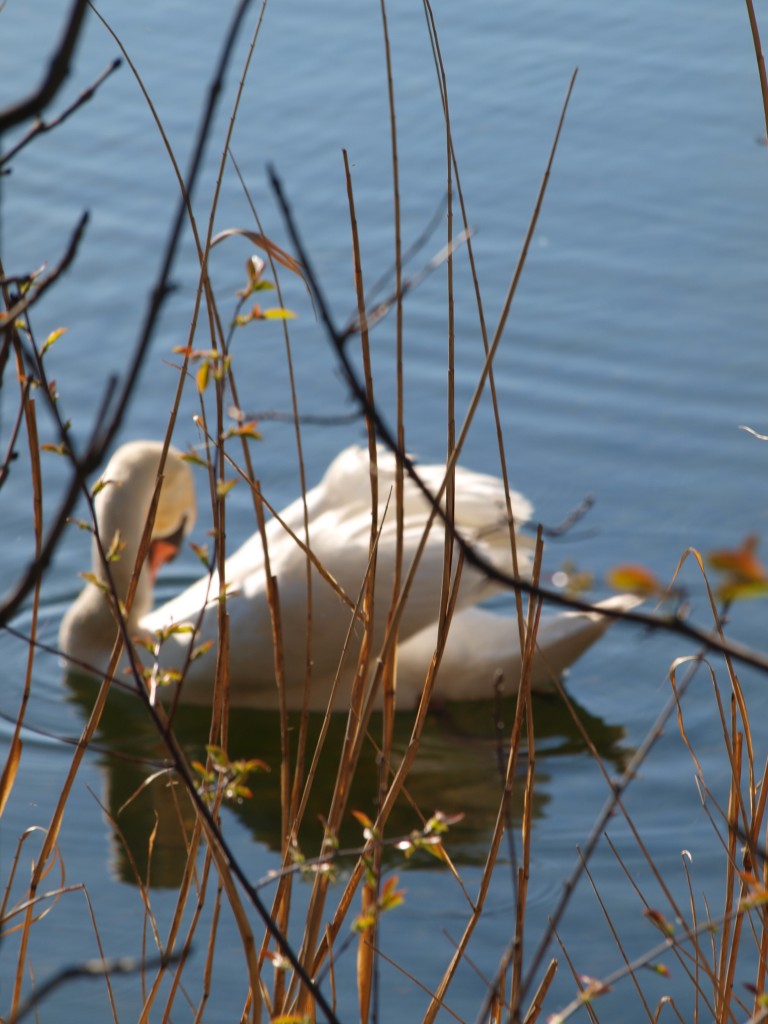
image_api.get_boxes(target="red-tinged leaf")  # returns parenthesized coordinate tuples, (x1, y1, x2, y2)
(231, 421, 262, 440)
(738, 869, 765, 889)
(578, 975, 611, 999)
(708, 535, 768, 584)
(190, 639, 215, 662)
(210, 228, 305, 279)
(607, 563, 664, 597)
(380, 876, 406, 911)
(173, 346, 220, 361)
(351, 810, 374, 830)
(643, 908, 675, 937)
(250, 304, 264, 319)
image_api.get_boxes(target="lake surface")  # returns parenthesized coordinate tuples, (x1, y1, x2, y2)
(2, 0, 768, 1021)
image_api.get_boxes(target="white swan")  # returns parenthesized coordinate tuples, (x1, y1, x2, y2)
(60, 440, 637, 709)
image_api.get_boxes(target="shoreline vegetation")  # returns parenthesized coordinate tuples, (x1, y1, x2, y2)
(2, 2, 768, 1022)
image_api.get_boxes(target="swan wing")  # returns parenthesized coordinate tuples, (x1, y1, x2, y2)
(394, 594, 643, 705)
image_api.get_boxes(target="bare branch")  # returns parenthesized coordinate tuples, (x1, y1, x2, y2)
(0, 59, 122, 169)
(0, 0, 90, 131)
(1, 212, 90, 324)
(9, 950, 183, 1024)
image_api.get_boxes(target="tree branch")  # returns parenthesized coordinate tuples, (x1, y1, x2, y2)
(0, 0, 90, 131)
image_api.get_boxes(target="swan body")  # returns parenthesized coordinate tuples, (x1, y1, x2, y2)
(60, 441, 636, 709)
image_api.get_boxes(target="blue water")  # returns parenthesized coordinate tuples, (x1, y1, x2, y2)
(2, 0, 768, 1020)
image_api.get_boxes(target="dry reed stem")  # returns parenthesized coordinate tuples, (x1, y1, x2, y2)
(422, 542, 544, 1024)
(603, 834, 720, 1015)
(522, 959, 558, 1024)
(579, 852, 656, 1022)
(92, 790, 164, 957)
(5, 11, 286, 1007)
(7, 4, 768, 1022)
(422, 0, 528, 652)
(0, 390, 42, 817)
(745, 0, 768, 141)
(101, 29, 316, 996)
(552, 928, 601, 1024)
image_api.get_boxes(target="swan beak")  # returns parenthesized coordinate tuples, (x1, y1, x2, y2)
(148, 539, 180, 583)
(147, 517, 188, 583)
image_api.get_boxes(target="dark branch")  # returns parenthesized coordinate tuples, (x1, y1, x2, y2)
(1, 212, 90, 323)
(0, 0, 90, 131)
(9, 950, 183, 1024)
(267, 147, 768, 682)
(0, 59, 122, 169)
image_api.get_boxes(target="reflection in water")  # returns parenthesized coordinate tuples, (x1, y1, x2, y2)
(64, 674, 629, 888)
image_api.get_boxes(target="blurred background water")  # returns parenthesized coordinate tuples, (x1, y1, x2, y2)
(1, 0, 768, 1020)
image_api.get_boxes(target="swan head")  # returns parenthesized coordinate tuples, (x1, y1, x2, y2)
(59, 441, 197, 675)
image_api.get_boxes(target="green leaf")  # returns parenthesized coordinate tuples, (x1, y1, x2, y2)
(262, 307, 296, 320)
(91, 477, 110, 498)
(39, 326, 68, 357)
(105, 530, 125, 562)
(67, 517, 93, 533)
(181, 448, 208, 468)
(190, 542, 210, 567)
(216, 478, 236, 498)
(80, 572, 109, 594)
